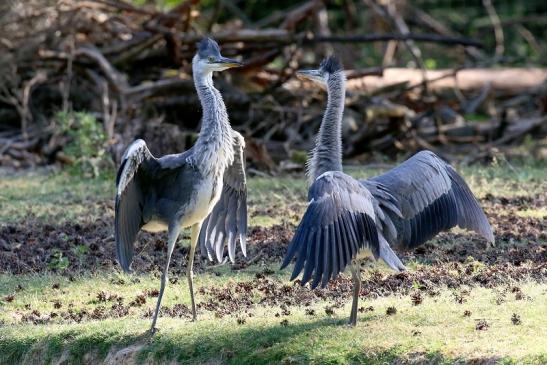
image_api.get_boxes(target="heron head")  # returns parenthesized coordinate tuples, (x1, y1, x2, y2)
(296, 56, 343, 87)
(195, 38, 243, 72)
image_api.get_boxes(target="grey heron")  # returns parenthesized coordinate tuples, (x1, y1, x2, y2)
(115, 38, 247, 333)
(281, 56, 494, 326)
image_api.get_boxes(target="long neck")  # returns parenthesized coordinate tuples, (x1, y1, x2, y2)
(307, 72, 346, 184)
(191, 57, 233, 173)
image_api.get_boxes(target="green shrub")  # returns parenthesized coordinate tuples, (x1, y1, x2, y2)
(55, 111, 112, 178)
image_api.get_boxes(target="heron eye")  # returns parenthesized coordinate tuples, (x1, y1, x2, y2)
(208, 56, 216, 63)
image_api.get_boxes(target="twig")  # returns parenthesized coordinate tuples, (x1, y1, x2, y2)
(61, 35, 75, 113)
(409, 4, 484, 61)
(516, 25, 540, 55)
(305, 33, 484, 48)
(74, 47, 128, 95)
(281, 0, 322, 30)
(346, 67, 383, 79)
(482, 0, 504, 61)
(382, 40, 397, 67)
(110, 33, 163, 66)
(364, 0, 429, 96)
(473, 14, 547, 29)
(221, 0, 253, 27)
(125, 78, 194, 102)
(21, 72, 47, 140)
(492, 116, 547, 146)
(460, 82, 492, 115)
(206, 0, 223, 31)
(86, 0, 162, 17)
(313, 2, 334, 56)
(265, 44, 301, 92)
(145, 26, 485, 48)
(100, 77, 116, 141)
(397, 67, 463, 95)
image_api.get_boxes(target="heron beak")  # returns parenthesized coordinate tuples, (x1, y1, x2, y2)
(217, 57, 244, 68)
(296, 69, 323, 83)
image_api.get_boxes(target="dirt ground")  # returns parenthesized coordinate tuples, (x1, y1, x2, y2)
(1, 192, 545, 326)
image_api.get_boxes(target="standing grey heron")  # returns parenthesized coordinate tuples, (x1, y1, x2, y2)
(115, 38, 248, 333)
(281, 56, 494, 326)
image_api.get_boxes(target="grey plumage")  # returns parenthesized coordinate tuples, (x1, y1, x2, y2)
(362, 150, 494, 248)
(320, 56, 343, 73)
(197, 37, 221, 58)
(281, 171, 381, 288)
(199, 132, 247, 262)
(115, 38, 246, 332)
(283, 56, 493, 325)
(115, 142, 197, 272)
(306, 57, 346, 184)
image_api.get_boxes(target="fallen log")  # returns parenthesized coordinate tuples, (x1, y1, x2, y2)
(344, 68, 547, 93)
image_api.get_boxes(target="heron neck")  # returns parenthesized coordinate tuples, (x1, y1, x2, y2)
(191, 61, 234, 174)
(307, 72, 345, 184)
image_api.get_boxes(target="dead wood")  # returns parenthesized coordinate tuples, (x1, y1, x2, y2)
(0, 0, 545, 169)
(346, 68, 547, 93)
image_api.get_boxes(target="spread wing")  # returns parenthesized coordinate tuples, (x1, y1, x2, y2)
(115, 139, 157, 272)
(362, 150, 494, 249)
(199, 131, 247, 263)
(281, 171, 403, 289)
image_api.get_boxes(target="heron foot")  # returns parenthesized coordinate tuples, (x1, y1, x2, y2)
(149, 327, 159, 336)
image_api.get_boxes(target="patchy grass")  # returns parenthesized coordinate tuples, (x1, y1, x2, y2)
(0, 158, 545, 364)
(1, 158, 544, 225)
(0, 169, 114, 224)
(1, 278, 545, 364)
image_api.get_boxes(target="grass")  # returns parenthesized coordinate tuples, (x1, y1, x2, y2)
(0, 169, 115, 224)
(1, 157, 544, 225)
(0, 158, 546, 364)
(2, 279, 545, 364)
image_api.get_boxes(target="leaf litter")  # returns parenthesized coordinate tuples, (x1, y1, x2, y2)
(1, 194, 545, 325)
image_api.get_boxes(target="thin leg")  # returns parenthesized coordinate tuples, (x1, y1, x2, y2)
(150, 224, 181, 334)
(187, 222, 202, 321)
(349, 259, 361, 326)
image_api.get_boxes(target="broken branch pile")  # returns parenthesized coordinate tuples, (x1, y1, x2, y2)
(0, 0, 545, 170)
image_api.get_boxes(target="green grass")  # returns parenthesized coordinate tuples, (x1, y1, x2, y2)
(1, 278, 545, 364)
(1, 158, 544, 225)
(0, 159, 546, 364)
(0, 169, 114, 224)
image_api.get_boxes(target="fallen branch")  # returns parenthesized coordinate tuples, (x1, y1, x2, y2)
(306, 33, 484, 48)
(345, 68, 547, 93)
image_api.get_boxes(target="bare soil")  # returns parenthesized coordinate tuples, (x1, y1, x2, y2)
(1, 194, 544, 275)
(1, 194, 545, 325)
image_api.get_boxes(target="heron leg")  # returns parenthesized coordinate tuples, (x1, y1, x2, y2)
(349, 259, 361, 326)
(187, 222, 202, 321)
(150, 224, 181, 334)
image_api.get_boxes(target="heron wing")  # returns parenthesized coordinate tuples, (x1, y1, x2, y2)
(115, 139, 157, 272)
(362, 150, 494, 249)
(199, 131, 248, 263)
(281, 171, 402, 289)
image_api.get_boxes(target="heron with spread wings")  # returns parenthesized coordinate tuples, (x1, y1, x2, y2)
(281, 57, 494, 326)
(115, 38, 247, 333)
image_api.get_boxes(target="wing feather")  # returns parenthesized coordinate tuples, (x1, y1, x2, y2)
(199, 131, 248, 263)
(290, 230, 313, 281)
(362, 150, 494, 249)
(331, 224, 341, 281)
(282, 171, 395, 288)
(115, 139, 156, 272)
